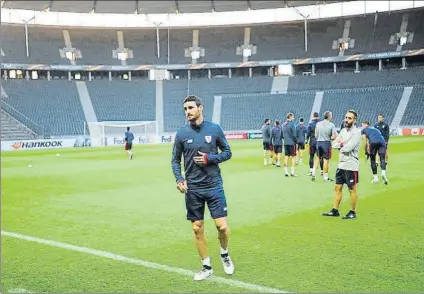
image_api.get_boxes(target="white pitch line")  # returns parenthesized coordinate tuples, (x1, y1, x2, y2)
(2, 231, 292, 293)
(7, 289, 32, 293)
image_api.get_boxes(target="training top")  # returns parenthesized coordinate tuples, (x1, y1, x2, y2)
(171, 120, 232, 192)
(306, 118, 320, 145)
(282, 121, 297, 146)
(361, 127, 386, 145)
(296, 123, 308, 144)
(316, 120, 337, 142)
(125, 131, 134, 144)
(332, 125, 362, 171)
(271, 126, 284, 146)
(261, 124, 272, 143)
(374, 121, 390, 142)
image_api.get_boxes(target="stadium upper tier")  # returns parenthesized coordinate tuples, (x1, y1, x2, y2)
(2, 8, 423, 65)
(2, 1, 341, 14)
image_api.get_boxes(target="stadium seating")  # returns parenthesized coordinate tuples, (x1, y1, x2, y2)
(1, 110, 36, 140)
(1, 80, 86, 137)
(86, 80, 156, 122)
(320, 86, 404, 126)
(2, 9, 423, 65)
(402, 9, 424, 51)
(287, 68, 424, 91)
(220, 91, 316, 131)
(163, 76, 273, 132)
(70, 28, 122, 66)
(400, 85, 424, 126)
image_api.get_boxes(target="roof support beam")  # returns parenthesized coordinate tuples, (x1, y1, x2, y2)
(174, 0, 179, 13)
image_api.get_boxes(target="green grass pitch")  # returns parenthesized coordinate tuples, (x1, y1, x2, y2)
(2, 136, 424, 293)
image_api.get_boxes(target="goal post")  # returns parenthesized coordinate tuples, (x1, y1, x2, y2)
(87, 121, 158, 147)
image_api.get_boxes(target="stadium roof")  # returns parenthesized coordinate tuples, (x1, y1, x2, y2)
(2, 0, 347, 14)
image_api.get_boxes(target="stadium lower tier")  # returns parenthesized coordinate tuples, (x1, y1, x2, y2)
(1, 76, 424, 139)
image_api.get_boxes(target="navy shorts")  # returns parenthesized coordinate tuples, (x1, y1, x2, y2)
(369, 142, 386, 156)
(297, 143, 305, 150)
(125, 142, 132, 150)
(185, 188, 228, 221)
(309, 143, 317, 156)
(317, 141, 332, 160)
(263, 142, 272, 151)
(335, 168, 359, 190)
(284, 145, 297, 157)
(273, 145, 282, 154)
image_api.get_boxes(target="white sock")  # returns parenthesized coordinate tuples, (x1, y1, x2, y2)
(291, 166, 295, 174)
(310, 168, 313, 172)
(312, 168, 316, 176)
(373, 174, 378, 180)
(202, 257, 211, 267)
(324, 173, 329, 180)
(220, 247, 228, 255)
(382, 170, 386, 176)
(277, 160, 280, 166)
(284, 167, 288, 174)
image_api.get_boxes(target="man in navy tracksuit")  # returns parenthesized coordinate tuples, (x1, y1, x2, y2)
(171, 95, 234, 281)
(361, 120, 389, 185)
(295, 117, 307, 164)
(306, 112, 324, 176)
(282, 112, 297, 177)
(374, 113, 390, 164)
(271, 120, 284, 167)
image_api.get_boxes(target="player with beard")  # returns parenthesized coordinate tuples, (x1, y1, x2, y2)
(171, 95, 234, 280)
(322, 110, 362, 220)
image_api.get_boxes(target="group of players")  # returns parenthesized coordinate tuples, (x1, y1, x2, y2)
(260, 111, 390, 185)
(165, 95, 391, 281)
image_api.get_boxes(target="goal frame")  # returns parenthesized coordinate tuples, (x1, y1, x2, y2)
(86, 121, 159, 147)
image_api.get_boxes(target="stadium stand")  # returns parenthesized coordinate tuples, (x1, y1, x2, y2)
(220, 91, 316, 131)
(86, 80, 156, 122)
(2, 80, 86, 137)
(400, 85, 424, 126)
(163, 76, 274, 132)
(320, 86, 404, 126)
(1, 3, 424, 139)
(287, 68, 424, 91)
(1, 68, 423, 137)
(2, 9, 423, 65)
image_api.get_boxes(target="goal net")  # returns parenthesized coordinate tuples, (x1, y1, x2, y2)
(87, 121, 158, 147)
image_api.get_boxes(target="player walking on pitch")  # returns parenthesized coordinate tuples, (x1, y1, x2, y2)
(171, 95, 234, 281)
(306, 112, 324, 176)
(271, 120, 284, 167)
(282, 112, 298, 176)
(261, 118, 273, 165)
(295, 117, 307, 164)
(124, 127, 134, 160)
(361, 121, 389, 184)
(374, 114, 390, 164)
(322, 110, 362, 219)
(312, 111, 337, 182)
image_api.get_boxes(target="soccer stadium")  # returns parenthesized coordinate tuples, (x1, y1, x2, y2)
(1, 0, 424, 292)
